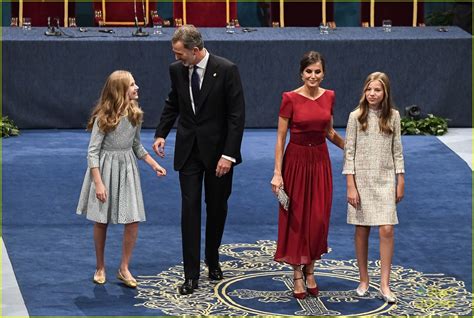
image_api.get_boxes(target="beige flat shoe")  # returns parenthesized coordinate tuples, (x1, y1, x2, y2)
(378, 289, 397, 303)
(355, 285, 369, 297)
(117, 269, 137, 288)
(93, 270, 106, 284)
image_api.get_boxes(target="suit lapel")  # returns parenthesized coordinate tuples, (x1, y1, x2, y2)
(195, 55, 219, 115)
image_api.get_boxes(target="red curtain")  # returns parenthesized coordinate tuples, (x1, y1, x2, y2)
(173, 1, 237, 27)
(360, 1, 424, 26)
(270, 1, 335, 27)
(11, 2, 75, 26)
(92, 1, 158, 26)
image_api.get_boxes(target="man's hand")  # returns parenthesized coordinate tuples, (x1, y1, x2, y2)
(215, 157, 232, 177)
(152, 137, 166, 158)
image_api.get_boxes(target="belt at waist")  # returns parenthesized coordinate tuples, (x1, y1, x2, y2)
(289, 133, 326, 146)
(101, 148, 133, 153)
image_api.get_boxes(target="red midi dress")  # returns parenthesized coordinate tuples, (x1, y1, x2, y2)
(274, 90, 334, 265)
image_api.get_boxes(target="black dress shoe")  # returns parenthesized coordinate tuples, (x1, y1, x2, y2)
(208, 266, 223, 280)
(179, 278, 198, 295)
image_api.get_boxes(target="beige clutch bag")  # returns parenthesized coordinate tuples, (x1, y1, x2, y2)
(277, 186, 290, 211)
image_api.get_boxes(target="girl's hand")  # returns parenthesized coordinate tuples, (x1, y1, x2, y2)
(396, 174, 405, 203)
(95, 182, 107, 203)
(396, 182, 404, 203)
(347, 186, 360, 208)
(154, 164, 167, 177)
(270, 174, 284, 195)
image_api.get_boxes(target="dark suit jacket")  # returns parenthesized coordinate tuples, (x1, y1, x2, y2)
(155, 54, 245, 171)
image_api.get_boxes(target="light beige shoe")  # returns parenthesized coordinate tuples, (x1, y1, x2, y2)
(117, 269, 137, 288)
(355, 285, 369, 297)
(93, 270, 106, 284)
(378, 289, 397, 303)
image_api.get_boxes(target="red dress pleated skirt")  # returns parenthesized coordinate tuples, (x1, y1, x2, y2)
(274, 134, 333, 265)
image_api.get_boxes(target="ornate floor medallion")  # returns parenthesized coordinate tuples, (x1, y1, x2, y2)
(135, 240, 472, 316)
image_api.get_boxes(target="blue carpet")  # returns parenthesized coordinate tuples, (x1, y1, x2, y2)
(2, 129, 471, 316)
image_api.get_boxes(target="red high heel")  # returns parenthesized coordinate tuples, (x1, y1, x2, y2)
(307, 284, 320, 296)
(293, 277, 307, 299)
(303, 265, 319, 297)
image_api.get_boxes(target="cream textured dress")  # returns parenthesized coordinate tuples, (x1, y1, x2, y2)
(77, 117, 148, 224)
(343, 108, 405, 225)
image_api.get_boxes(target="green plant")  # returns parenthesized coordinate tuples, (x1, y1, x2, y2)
(1, 116, 20, 137)
(400, 114, 449, 136)
(425, 10, 454, 26)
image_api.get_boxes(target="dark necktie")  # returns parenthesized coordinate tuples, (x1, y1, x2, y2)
(191, 66, 200, 109)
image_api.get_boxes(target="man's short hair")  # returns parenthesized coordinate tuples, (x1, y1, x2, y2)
(172, 25, 204, 50)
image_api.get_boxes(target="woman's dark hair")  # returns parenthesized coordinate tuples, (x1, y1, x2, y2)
(300, 51, 325, 74)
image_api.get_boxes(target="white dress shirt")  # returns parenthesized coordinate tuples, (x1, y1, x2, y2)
(188, 49, 209, 114)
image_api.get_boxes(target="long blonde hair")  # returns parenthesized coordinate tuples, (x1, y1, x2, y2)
(87, 70, 143, 133)
(357, 72, 394, 135)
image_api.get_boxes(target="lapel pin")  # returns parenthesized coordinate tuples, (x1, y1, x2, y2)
(213, 73, 217, 77)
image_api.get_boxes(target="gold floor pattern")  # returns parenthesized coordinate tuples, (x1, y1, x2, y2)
(134, 240, 472, 316)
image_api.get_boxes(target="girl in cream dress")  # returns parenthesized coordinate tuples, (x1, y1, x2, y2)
(343, 72, 405, 304)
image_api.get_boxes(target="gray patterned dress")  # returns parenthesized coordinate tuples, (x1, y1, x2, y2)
(343, 108, 405, 225)
(77, 117, 148, 224)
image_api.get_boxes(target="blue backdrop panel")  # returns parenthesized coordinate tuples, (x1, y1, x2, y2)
(2, 27, 471, 128)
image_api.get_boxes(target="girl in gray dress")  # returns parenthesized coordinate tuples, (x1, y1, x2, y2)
(77, 70, 166, 288)
(343, 72, 405, 303)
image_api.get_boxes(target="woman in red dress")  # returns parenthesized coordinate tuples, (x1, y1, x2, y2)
(271, 51, 344, 299)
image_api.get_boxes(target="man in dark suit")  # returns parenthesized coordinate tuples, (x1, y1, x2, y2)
(153, 25, 245, 295)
